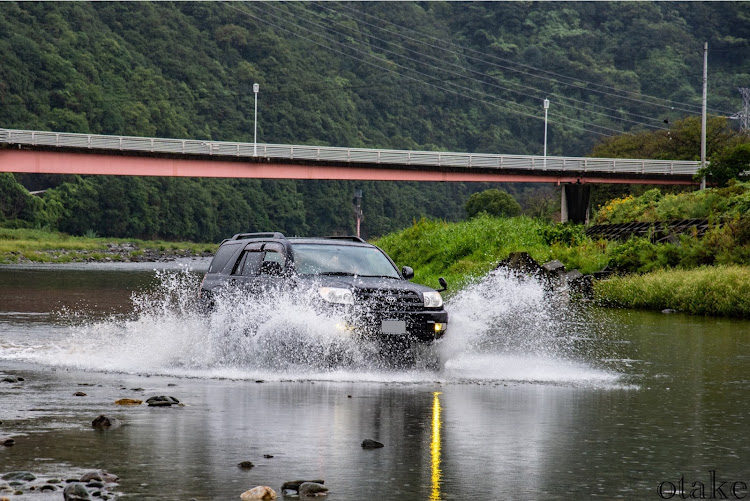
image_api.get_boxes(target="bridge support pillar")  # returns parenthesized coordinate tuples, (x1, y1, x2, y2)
(560, 183, 591, 224)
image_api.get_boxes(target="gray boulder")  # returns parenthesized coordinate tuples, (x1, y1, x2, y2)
(91, 415, 121, 429)
(146, 395, 180, 407)
(281, 480, 325, 493)
(63, 483, 91, 501)
(1, 472, 35, 482)
(298, 482, 329, 497)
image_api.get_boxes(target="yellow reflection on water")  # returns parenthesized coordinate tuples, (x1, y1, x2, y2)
(430, 391, 442, 501)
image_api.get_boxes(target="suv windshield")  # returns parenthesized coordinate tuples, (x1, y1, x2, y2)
(291, 243, 400, 278)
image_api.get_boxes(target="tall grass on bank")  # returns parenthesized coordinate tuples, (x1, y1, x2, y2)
(374, 215, 611, 290)
(594, 265, 750, 317)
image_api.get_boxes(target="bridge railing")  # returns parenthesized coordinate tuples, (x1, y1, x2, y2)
(0, 128, 702, 176)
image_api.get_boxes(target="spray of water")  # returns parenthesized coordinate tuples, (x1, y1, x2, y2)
(5, 266, 621, 385)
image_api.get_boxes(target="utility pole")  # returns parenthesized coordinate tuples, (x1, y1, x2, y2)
(732, 88, 750, 133)
(700, 42, 707, 190)
(353, 189, 363, 238)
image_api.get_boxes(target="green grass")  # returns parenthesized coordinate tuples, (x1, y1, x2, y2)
(594, 265, 750, 317)
(374, 215, 612, 291)
(0, 228, 217, 264)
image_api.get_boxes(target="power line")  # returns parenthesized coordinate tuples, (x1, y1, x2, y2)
(299, 1, 669, 132)
(235, 2, 621, 137)
(330, 1, 735, 117)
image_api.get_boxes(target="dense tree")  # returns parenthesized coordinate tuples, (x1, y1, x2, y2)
(465, 189, 522, 218)
(700, 143, 750, 187)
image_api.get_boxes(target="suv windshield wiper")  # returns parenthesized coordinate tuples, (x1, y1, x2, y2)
(318, 271, 357, 276)
(358, 274, 401, 280)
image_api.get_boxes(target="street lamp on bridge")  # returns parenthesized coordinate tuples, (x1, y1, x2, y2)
(543, 97, 550, 170)
(253, 83, 259, 157)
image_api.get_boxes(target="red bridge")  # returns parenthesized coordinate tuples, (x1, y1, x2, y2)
(0, 128, 702, 222)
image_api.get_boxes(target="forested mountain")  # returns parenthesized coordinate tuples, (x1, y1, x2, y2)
(1, 2, 748, 240)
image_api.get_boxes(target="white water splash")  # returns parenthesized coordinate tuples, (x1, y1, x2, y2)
(1, 267, 622, 386)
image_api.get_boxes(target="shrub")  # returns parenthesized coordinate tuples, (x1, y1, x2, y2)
(465, 189, 521, 219)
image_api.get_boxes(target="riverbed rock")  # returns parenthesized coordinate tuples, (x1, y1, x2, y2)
(542, 259, 566, 275)
(74, 392, 87, 397)
(2, 438, 15, 446)
(146, 395, 180, 407)
(237, 461, 254, 469)
(495, 252, 546, 276)
(80, 471, 119, 484)
(1, 472, 35, 482)
(63, 483, 91, 500)
(298, 482, 328, 497)
(361, 439, 384, 449)
(91, 415, 121, 429)
(280, 480, 325, 494)
(1, 376, 18, 383)
(114, 398, 142, 406)
(239, 485, 277, 500)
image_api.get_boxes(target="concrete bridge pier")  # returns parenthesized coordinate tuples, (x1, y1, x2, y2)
(560, 183, 591, 224)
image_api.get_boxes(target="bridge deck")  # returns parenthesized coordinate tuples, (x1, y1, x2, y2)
(0, 128, 701, 185)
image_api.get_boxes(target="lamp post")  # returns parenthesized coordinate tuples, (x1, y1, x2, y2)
(543, 98, 550, 170)
(253, 83, 259, 157)
(353, 189, 363, 238)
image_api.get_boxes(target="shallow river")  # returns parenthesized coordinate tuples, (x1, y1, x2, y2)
(1, 261, 749, 500)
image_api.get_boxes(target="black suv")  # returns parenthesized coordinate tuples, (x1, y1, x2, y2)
(199, 232, 448, 343)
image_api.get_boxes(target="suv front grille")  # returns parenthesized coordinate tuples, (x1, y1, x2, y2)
(355, 288, 422, 311)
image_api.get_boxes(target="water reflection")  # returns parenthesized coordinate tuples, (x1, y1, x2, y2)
(430, 391, 442, 501)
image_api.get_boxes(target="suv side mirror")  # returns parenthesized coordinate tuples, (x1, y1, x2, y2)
(437, 277, 448, 292)
(402, 266, 414, 280)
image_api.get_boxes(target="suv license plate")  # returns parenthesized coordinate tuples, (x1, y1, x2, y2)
(381, 320, 407, 335)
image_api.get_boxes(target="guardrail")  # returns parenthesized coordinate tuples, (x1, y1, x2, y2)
(0, 128, 702, 177)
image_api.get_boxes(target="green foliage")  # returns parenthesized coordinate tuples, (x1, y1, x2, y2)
(0, 173, 43, 225)
(606, 237, 662, 272)
(593, 182, 750, 225)
(594, 266, 750, 317)
(465, 189, 521, 219)
(699, 143, 750, 187)
(590, 116, 744, 162)
(537, 223, 586, 246)
(375, 215, 610, 289)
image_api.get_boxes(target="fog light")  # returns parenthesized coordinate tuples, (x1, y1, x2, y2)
(433, 323, 446, 332)
(335, 322, 356, 334)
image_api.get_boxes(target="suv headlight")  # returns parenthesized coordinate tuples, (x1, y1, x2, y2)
(423, 291, 443, 308)
(318, 287, 354, 305)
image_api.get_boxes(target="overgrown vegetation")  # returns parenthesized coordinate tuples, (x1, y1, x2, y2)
(375, 215, 611, 291)
(593, 182, 750, 224)
(594, 266, 750, 317)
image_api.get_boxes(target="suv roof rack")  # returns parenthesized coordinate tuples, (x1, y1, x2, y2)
(230, 232, 286, 241)
(323, 235, 367, 243)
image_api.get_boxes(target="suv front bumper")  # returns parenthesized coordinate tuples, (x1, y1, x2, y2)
(350, 309, 448, 343)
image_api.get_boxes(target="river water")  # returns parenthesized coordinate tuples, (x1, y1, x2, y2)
(1, 261, 749, 500)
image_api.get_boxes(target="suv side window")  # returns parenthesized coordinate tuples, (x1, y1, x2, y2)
(209, 243, 240, 274)
(232, 242, 264, 276)
(260, 243, 286, 276)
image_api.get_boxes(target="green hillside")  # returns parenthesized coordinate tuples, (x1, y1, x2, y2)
(1, 2, 748, 240)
